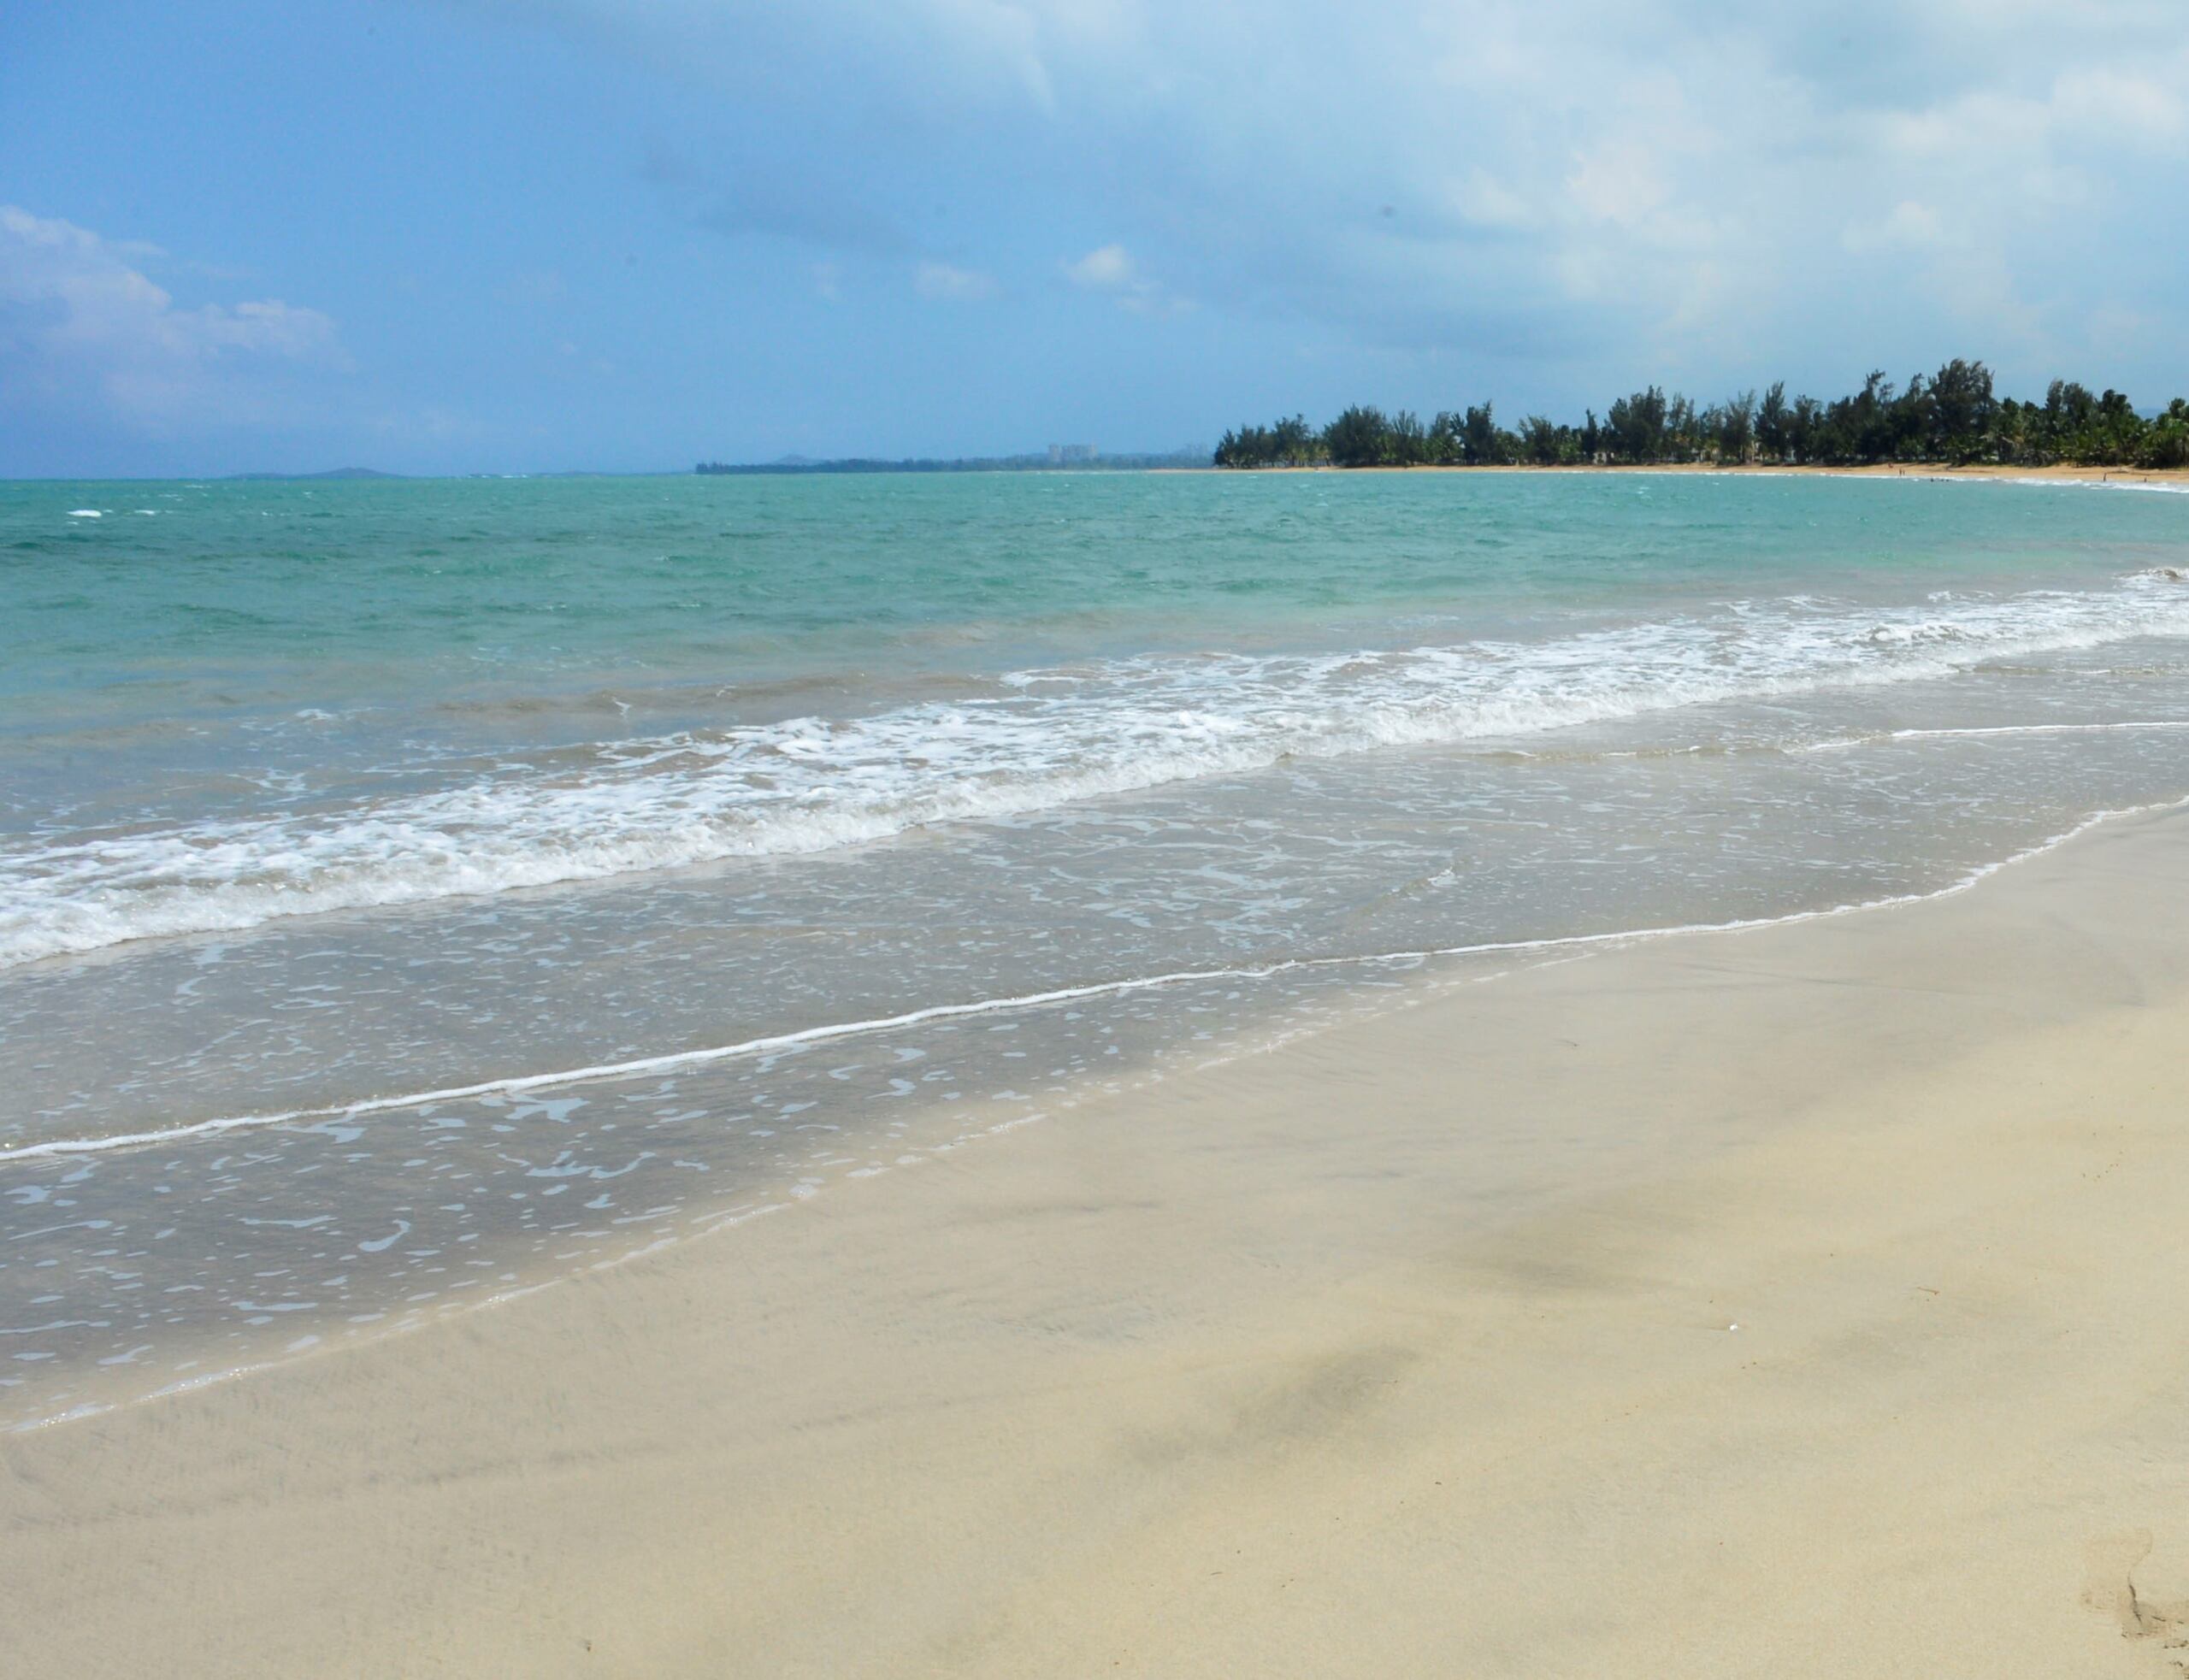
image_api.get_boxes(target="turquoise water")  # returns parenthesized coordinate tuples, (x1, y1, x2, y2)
(3, 471, 2186, 1425)
(10, 473, 2182, 720)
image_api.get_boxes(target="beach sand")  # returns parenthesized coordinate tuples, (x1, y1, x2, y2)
(1201, 462, 2189, 488)
(8, 806, 2189, 1677)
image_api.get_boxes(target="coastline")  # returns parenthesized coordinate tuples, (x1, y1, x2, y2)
(9, 803, 2189, 1676)
(1188, 461, 2189, 488)
(12, 475, 2188, 1438)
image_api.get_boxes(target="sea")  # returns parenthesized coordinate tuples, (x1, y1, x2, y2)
(3, 469, 2186, 1427)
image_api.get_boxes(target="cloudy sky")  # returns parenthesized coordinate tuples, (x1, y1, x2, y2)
(4, 1, 2187, 475)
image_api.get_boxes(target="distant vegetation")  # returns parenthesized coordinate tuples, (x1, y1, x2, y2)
(1214, 362, 2189, 471)
(697, 447, 1209, 475)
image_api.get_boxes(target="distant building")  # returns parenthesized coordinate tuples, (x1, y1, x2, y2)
(1047, 443, 1099, 464)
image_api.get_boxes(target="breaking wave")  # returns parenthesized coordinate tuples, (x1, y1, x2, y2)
(5, 574, 2186, 965)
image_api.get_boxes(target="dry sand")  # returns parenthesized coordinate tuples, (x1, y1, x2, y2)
(1203, 462, 2189, 488)
(8, 806, 2189, 1677)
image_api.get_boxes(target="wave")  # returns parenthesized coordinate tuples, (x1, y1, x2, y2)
(3, 796, 2168, 1164)
(1788, 718, 2189, 757)
(4, 575, 2186, 965)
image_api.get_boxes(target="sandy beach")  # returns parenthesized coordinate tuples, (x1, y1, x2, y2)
(16, 3, 2189, 1674)
(3, 802, 2186, 1677)
(1198, 462, 2189, 489)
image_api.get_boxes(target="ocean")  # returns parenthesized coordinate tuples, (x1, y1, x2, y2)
(3, 469, 2186, 1426)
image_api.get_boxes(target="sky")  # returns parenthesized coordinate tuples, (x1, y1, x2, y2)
(3, 1, 2188, 476)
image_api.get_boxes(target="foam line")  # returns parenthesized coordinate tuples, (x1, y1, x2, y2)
(7, 571, 2186, 968)
(1690, 469, 2189, 495)
(5, 798, 2172, 1167)
(1884, 720, 2189, 740)
(6, 796, 2180, 1436)
(1797, 718, 2189, 753)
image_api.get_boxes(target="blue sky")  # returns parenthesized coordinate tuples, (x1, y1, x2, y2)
(4, 1, 2187, 476)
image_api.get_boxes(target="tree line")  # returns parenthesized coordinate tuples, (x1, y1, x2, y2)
(1213, 361, 2189, 471)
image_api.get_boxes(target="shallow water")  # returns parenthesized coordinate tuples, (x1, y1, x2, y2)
(3, 471, 2187, 1425)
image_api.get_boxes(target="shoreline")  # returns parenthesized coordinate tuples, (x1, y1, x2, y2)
(9, 802, 2189, 1674)
(1184, 461, 2189, 488)
(2, 799, 2163, 1439)
(7, 795, 2139, 1173)
(13, 480, 2187, 1439)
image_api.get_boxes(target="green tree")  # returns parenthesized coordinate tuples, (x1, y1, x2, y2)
(1713, 391, 1757, 464)
(1324, 405, 1395, 467)
(1389, 410, 1430, 465)
(1461, 402, 1505, 464)
(1926, 358, 1996, 463)
(1272, 414, 1319, 466)
(1756, 383, 1789, 462)
(1212, 365, 2189, 473)
(1607, 387, 1667, 462)
(2140, 399, 2189, 469)
(1519, 415, 1563, 464)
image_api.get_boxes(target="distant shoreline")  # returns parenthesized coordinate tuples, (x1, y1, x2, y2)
(16, 462, 2185, 488)
(1165, 461, 2189, 489)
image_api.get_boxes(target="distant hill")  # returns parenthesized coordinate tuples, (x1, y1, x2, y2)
(222, 467, 404, 481)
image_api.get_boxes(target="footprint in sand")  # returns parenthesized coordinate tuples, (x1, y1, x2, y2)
(2084, 1530, 2189, 1672)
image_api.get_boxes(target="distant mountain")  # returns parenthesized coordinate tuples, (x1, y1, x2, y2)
(222, 467, 404, 481)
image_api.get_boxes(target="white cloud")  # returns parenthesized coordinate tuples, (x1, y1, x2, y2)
(1564, 144, 1670, 231)
(2052, 62, 2187, 144)
(1062, 242, 1189, 315)
(1064, 243, 1136, 288)
(0, 204, 342, 428)
(472, 0, 2189, 398)
(913, 259, 1000, 301)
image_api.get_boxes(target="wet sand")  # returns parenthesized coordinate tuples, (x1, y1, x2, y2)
(7, 805, 2189, 1677)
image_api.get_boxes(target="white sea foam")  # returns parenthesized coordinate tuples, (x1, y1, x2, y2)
(1730, 469, 2189, 497)
(1793, 719, 2189, 757)
(3, 575, 2187, 966)
(1, 795, 2164, 1167)
(1997, 475, 2189, 496)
